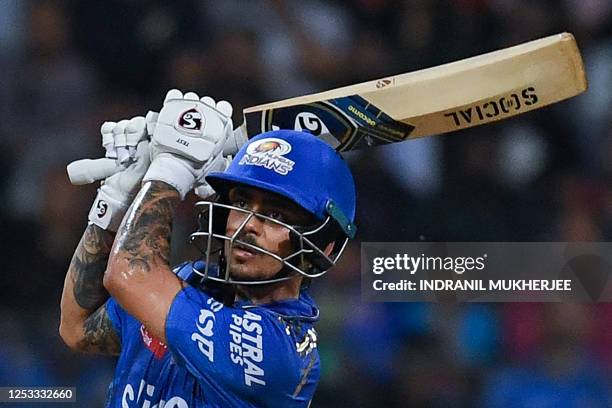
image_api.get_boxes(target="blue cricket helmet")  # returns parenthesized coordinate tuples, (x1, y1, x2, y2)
(206, 130, 356, 238)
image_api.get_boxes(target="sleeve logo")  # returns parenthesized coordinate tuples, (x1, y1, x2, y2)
(191, 299, 222, 363)
(191, 309, 216, 362)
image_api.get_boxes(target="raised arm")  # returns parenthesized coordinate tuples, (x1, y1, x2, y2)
(59, 224, 120, 354)
(103, 90, 233, 342)
(59, 117, 150, 354)
(104, 181, 184, 342)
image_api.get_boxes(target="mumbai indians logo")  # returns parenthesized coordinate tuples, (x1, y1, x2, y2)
(239, 138, 295, 175)
(177, 107, 203, 133)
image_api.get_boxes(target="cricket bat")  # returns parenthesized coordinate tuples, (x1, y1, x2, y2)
(68, 32, 587, 185)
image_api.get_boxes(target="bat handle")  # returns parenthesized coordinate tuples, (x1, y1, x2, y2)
(67, 158, 120, 185)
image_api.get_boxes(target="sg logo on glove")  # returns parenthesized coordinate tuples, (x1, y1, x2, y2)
(96, 199, 109, 217)
(151, 89, 233, 164)
(178, 108, 204, 133)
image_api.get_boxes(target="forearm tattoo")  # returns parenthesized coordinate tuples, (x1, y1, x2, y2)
(69, 224, 114, 310)
(116, 181, 179, 275)
(77, 304, 121, 355)
(67, 223, 120, 354)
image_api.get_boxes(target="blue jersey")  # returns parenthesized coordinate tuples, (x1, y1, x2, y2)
(104, 262, 320, 408)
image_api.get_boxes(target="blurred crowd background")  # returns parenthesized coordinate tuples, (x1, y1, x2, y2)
(0, 0, 611, 407)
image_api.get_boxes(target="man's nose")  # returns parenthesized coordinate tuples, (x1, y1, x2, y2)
(240, 211, 265, 236)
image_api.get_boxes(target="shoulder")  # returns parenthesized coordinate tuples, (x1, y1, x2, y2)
(240, 297, 321, 372)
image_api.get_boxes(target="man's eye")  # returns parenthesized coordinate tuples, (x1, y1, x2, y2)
(232, 199, 249, 209)
(267, 211, 285, 222)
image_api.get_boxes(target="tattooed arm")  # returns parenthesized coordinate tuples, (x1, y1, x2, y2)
(104, 181, 185, 343)
(59, 224, 121, 355)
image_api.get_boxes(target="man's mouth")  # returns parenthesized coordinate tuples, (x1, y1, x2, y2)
(232, 242, 258, 259)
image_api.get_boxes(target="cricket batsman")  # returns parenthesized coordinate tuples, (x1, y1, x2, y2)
(59, 89, 356, 407)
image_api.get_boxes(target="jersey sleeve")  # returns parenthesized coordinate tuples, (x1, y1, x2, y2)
(104, 297, 126, 339)
(165, 286, 309, 405)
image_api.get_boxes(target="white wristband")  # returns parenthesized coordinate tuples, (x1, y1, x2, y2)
(143, 155, 196, 199)
(88, 187, 128, 231)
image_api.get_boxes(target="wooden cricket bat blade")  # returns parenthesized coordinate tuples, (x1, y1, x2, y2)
(240, 32, 587, 152)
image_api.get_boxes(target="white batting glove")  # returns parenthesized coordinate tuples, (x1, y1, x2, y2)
(88, 117, 151, 231)
(193, 154, 233, 198)
(101, 116, 149, 166)
(143, 89, 233, 199)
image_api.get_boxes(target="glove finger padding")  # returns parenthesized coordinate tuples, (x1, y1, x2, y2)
(113, 120, 130, 165)
(144, 89, 234, 200)
(112, 140, 151, 196)
(194, 155, 232, 199)
(153, 89, 232, 162)
(88, 136, 152, 231)
(102, 121, 118, 159)
(145, 111, 159, 136)
(126, 116, 147, 159)
(215, 100, 233, 118)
